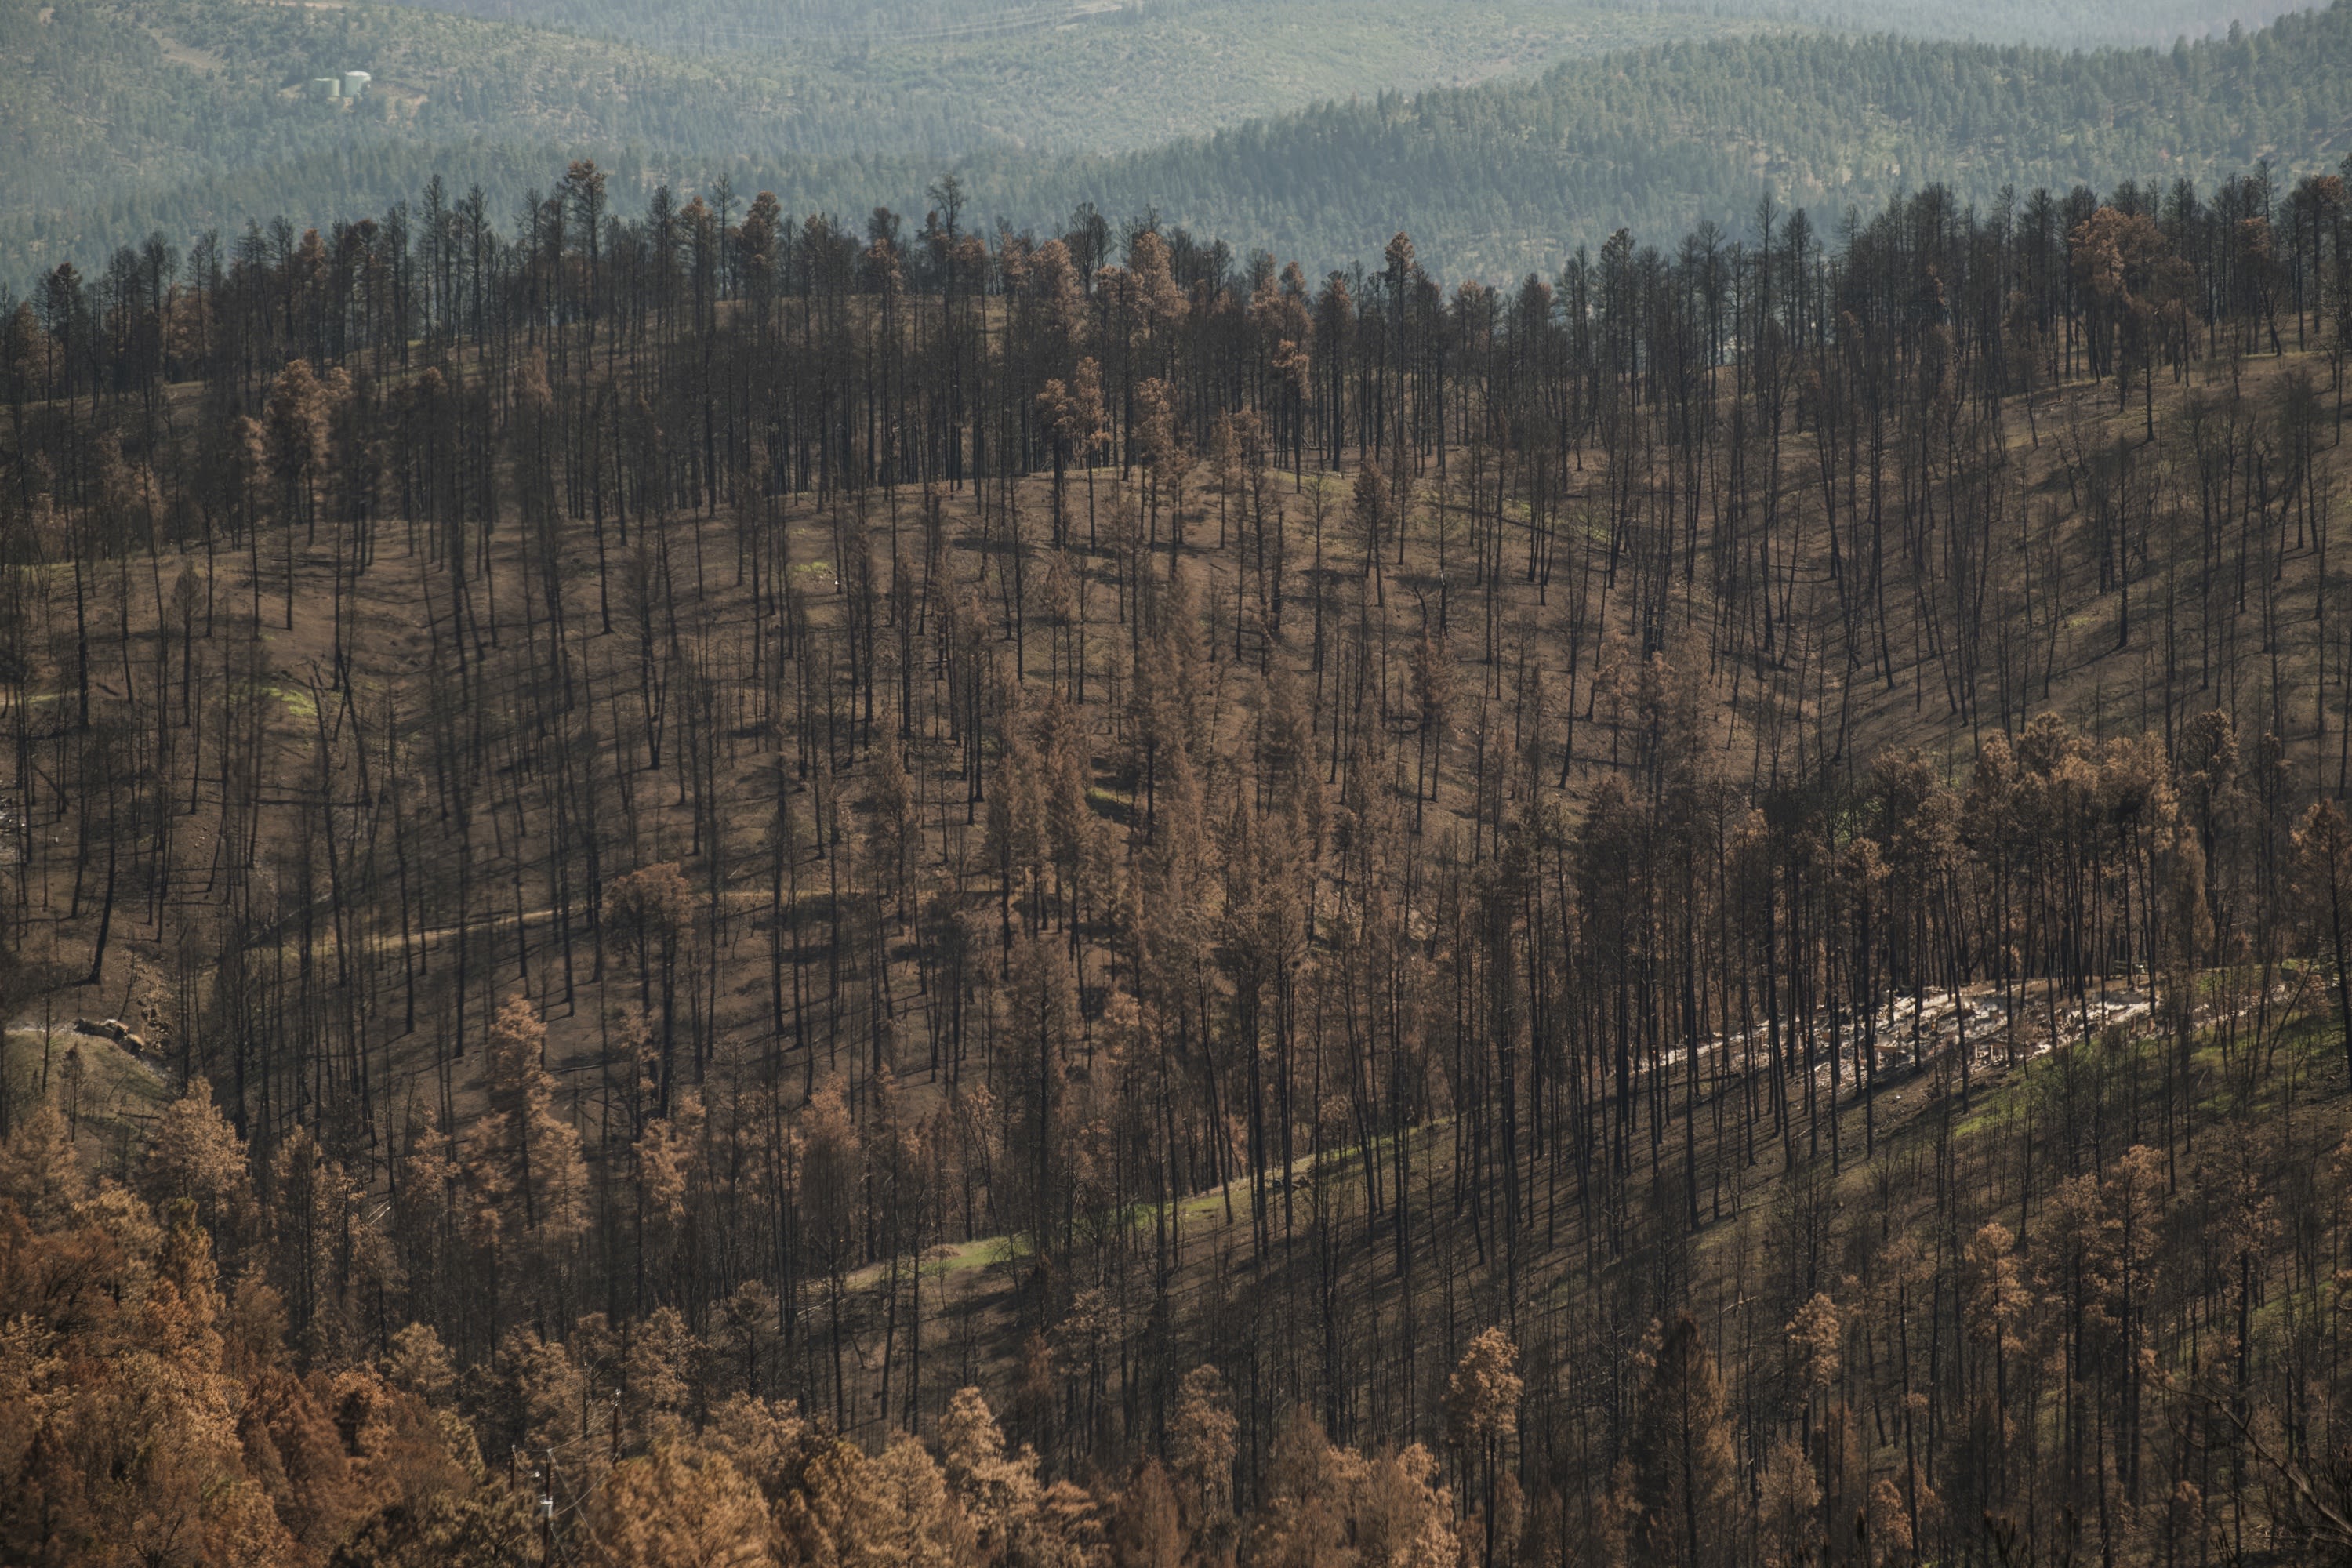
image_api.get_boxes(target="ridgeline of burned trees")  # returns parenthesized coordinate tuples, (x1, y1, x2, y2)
(6, 158, 2352, 1566)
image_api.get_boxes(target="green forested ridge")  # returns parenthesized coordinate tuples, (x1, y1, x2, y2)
(1638, 0, 2307, 45)
(392, 0, 2311, 53)
(964, 2, 2352, 276)
(8, 0, 2350, 281)
(0, 0, 1766, 272)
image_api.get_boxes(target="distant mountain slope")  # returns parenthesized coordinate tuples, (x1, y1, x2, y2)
(386, 0, 2314, 53)
(0, 0, 1759, 271)
(5, 0, 2350, 281)
(959, 0, 2352, 275)
(1646, 0, 2310, 47)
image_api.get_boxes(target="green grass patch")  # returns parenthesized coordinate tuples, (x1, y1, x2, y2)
(260, 684, 319, 721)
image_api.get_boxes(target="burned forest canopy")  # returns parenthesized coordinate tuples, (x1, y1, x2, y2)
(10, 157, 2352, 1567)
